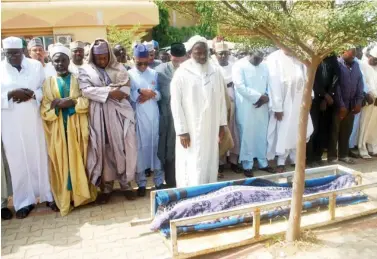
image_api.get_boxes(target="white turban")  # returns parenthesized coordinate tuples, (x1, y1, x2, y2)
(370, 46, 377, 58)
(143, 41, 154, 52)
(185, 35, 207, 52)
(50, 44, 71, 59)
(2, 37, 22, 49)
(214, 42, 229, 52)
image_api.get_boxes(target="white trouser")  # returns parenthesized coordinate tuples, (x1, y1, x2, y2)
(277, 149, 297, 166)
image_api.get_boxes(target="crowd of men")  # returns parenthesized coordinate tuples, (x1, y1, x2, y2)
(1, 34, 376, 221)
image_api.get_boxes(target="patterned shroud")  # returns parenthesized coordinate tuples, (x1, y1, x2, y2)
(150, 174, 368, 236)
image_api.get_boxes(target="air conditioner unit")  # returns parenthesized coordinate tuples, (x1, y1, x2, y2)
(55, 35, 72, 47)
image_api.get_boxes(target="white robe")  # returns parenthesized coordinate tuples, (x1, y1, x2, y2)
(1, 57, 53, 210)
(44, 62, 57, 78)
(358, 60, 377, 155)
(68, 62, 83, 76)
(265, 50, 313, 160)
(129, 67, 162, 173)
(233, 58, 269, 161)
(171, 59, 227, 187)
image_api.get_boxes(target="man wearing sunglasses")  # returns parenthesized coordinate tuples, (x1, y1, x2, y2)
(155, 43, 187, 188)
(129, 44, 165, 197)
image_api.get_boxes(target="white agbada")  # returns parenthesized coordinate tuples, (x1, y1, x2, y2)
(44, 62, 57, 78)
(266, 50, 313, 163)
(171, 59, 227, 187)
(69, 62, 83, 76)
(358, 58, 377, 156)
(1, 57, 53, 211)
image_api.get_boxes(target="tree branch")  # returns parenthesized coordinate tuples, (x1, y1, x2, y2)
(280, 1, 289, 14)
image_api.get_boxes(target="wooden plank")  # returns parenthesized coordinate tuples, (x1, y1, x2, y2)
(130, 218, 153, 227)
(150, 190, 157, 218)
(329, 193, 336, 220)
(253, 208, 260, 238)
(174, 200, 377, 258)
(170, 221, 178, 258)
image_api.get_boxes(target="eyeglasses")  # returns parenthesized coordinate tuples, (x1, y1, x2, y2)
(136, 62, 148, 67)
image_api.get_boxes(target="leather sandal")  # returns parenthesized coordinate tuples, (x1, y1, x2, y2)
(46, 201, 60, 212)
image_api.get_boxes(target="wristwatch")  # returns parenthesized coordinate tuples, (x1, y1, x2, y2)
(137, 89, 141, 94)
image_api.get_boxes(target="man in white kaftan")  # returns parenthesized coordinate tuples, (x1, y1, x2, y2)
(233, 51, 272, 176)
(171, 35, 227, 187)
(266, 50, 313, 172)
(129, 44, 165, 196)
(213, 42, 241, 175)
(358, 46, 377, 157)
(1, 37, 53, 218)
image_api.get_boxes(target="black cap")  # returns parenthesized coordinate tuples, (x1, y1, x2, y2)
(170, 43, 186, 57)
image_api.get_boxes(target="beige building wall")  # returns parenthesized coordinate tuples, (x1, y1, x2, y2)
(1, 0, 159, 43)
(53, 27, 107, 43)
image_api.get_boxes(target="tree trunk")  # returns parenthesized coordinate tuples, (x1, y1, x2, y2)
(286, 59, 320, 242)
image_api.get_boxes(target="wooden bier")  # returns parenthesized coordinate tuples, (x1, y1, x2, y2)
(130, 165, 376, 259)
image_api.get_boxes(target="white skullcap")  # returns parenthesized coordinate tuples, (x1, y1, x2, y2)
(186, 35, 207, 52)
(2, 37, 22, 49)
(143, 41, 154, 52)
(215, 42, 229, 52)
(50, 43, 71, 59)
(369, 46, 377, 58)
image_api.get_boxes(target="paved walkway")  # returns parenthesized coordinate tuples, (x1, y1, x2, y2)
(1, 159, 377, 259)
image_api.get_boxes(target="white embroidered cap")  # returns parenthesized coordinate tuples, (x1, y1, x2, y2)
(2, 37, 22, 49)
(215, 42, 229, 52)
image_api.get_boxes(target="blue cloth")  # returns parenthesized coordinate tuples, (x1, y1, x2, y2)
(242, 159, 268, 170)
(152, 174, 366, 236)
(159, 194, 368, 236)
(136, 169, 165, 188)
(349, 58, 368, 148)
(154, 174, 340, 207)
(56, 74, 75, 191)
(335, 58, 364, 109)
(129, 67, 163, 186)
(134, 44, 149, 58)
(233, 59, 270, 163)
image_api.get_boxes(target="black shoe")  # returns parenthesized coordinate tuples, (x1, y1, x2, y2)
(244, 169, 254, 177)
(259, 166, 275, 174)
(231, 164, 243, 174)
(145, 169, 151, 177)
(1, 208, 13, 220)
(15, 205, 34, 219)
(46, 201, 60, 212)
(218, 165, 225, 173)
(137, 187, 146, 197)
(155, 184, 167, 190)
(96, 193, 111, 205)
(124, 190, 136, 201)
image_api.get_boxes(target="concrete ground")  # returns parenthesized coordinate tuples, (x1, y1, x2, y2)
(1, 158, 377, 259)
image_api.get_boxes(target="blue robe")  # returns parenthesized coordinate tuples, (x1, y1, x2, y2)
(233, 59, 270, 163)
(129, 67, 163, 177)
